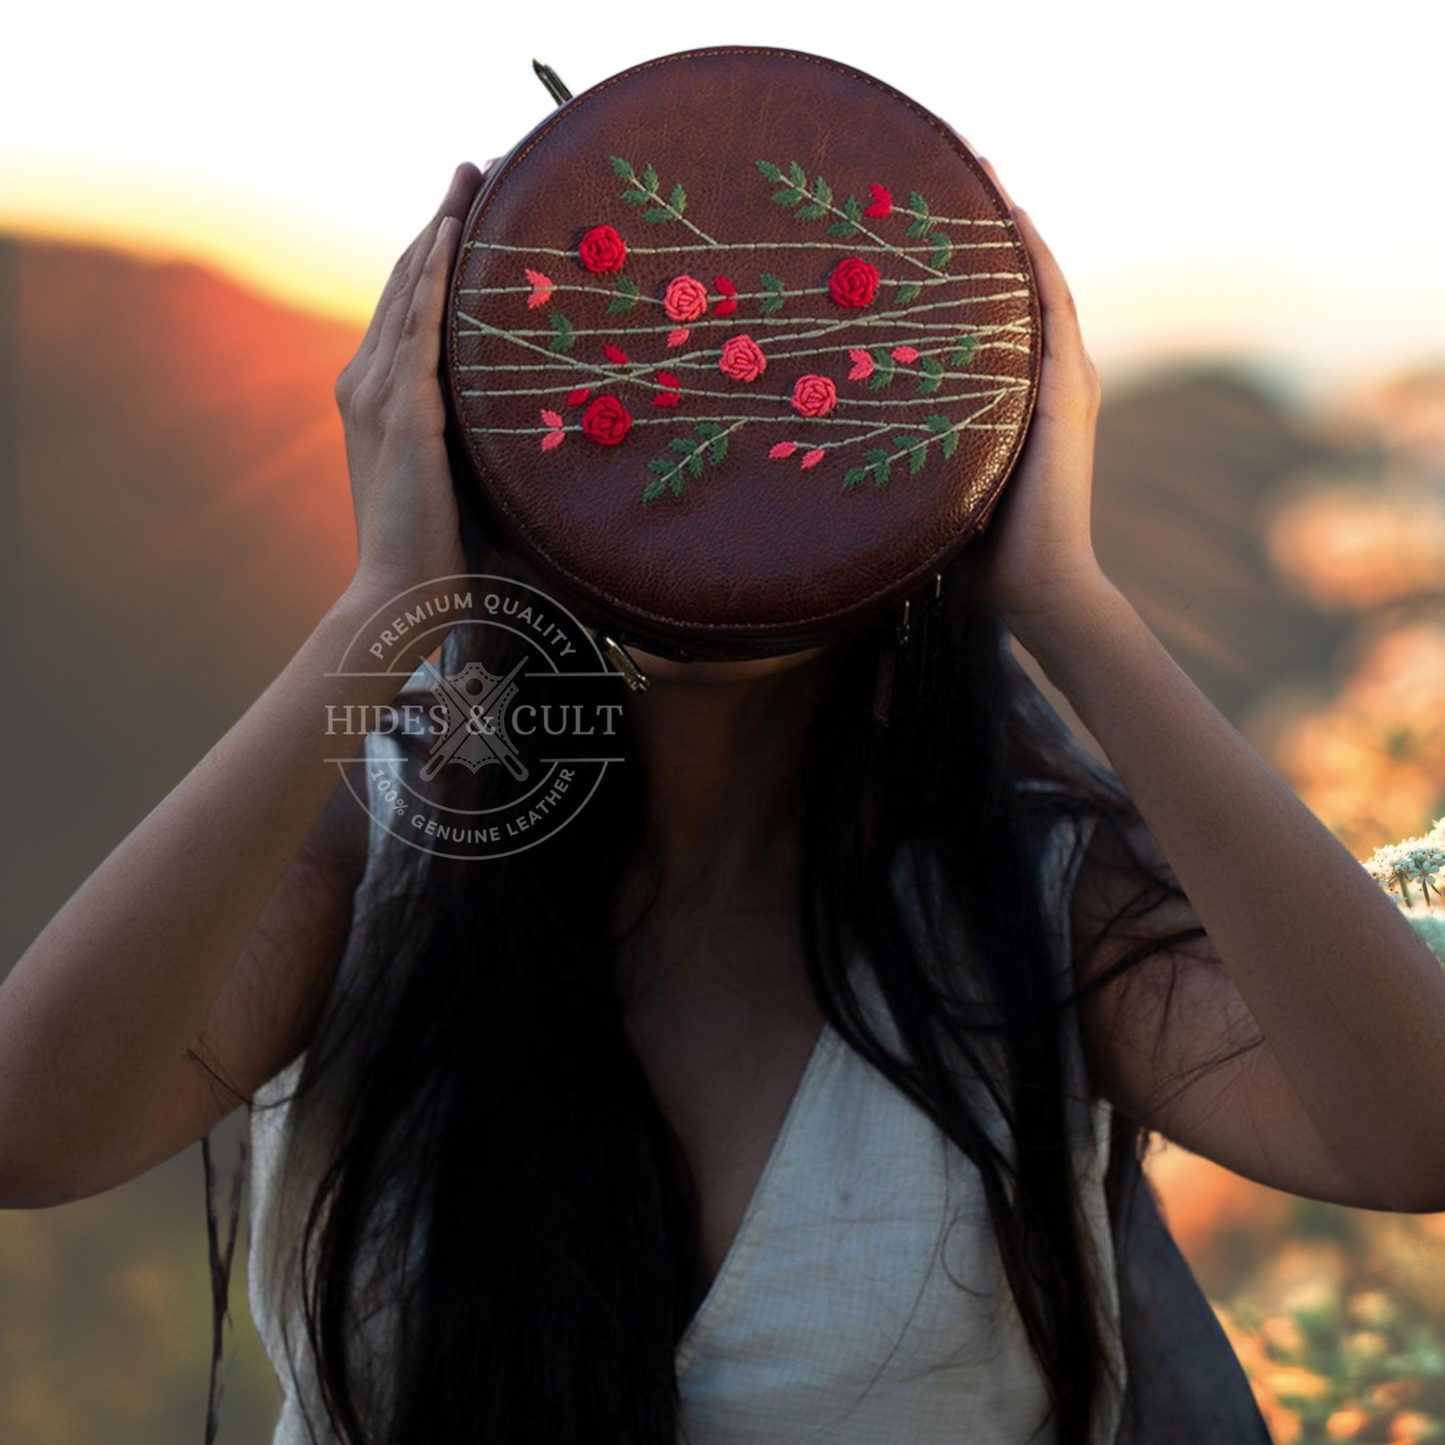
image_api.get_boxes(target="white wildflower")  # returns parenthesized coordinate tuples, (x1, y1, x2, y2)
(1362, 835, 1445, 906)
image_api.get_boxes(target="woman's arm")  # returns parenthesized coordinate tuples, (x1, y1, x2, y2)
(970, 162, 1445, 1214)
(0, 161, 486, 1208)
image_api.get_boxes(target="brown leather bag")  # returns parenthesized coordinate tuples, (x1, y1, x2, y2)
(444, 46, 1039, 663)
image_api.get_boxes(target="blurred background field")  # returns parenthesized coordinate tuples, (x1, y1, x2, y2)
(3, 3, 1445, 1441)
(2, 229, 1443, 1445)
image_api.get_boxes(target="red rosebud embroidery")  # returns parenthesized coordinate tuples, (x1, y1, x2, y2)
(791, 374, 837, 418)
(539, 409, 564, 428)
(524, 268, 554, 309)
(718, 334, 767, 383)
(713, 275, 739, 318)
(540, 430, 564, 452)
(566, 387, 590, 407)
(769, 442, 798, 459)
(666, 328, 690, 348)
(663, 274, 709, 322)
(603, 343, 630, 366)
(581, 395, 632, 445)
(652, 370, 682, 408)
(800, 449, 826, 469)
(578, 225, 627, 274)
(847, 349, 874, 381)
(863, 183, 893, 219)
(828, 257, 880, 309)
(890, 346, 920, 363)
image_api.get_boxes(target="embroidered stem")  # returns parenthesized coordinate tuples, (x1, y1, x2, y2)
(465, 239, 1020, 258)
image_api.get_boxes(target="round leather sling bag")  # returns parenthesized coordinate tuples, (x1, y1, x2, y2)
(443, 46, 1040, 681)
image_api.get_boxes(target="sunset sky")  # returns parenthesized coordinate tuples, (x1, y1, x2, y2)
(5, 0, 1442, 401)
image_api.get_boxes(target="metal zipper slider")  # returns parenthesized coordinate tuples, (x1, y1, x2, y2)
(595, 631, 650, 693)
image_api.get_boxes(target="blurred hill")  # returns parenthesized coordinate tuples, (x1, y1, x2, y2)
(1, 233, 1443, 1444)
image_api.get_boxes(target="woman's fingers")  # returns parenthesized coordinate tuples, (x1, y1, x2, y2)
(384, 214, 463, 405)
(349, 163, 485, 381)
(1011, 206, 1099, 406)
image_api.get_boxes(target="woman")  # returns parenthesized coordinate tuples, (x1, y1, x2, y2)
(3, 153, 1443, 1445)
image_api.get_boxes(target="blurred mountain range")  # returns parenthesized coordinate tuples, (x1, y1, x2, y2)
(1, 233, 1442, 1444)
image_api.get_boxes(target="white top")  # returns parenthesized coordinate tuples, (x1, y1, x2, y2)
(247, 746, 1126, 1444)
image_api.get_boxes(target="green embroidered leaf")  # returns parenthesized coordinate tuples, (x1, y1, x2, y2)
(794, 204, 829, 222)
(643, 479, 666, 504)
(842, 466, 868, 491)
(605, 278, 641, 315)
(894, 281, 923, 305)
(867, 349, 896, 392)
(863, 447, 894, 489)
(950, 335, 979, 368)
(619, 188, 650, 206)
(686, 450, 705, 480)
(844, 193, 863, 223)
(546, 313, 575, 353)
(924, 413, 952, 435)
(788, 159, 807, 188)
(758, 272, 786, 313)
(670, 472, 686, 498)
(814, 176, 833, 208)
(708, 434, 728, 464)
(827, 220, 858, 239)
(927, 231, 953, 269)
(609, 155, 636, 180)
(695, 421, 724, 438)
(755, 159, 784, 183)
(909, 190, 929, 217)
(668, 182, 687, 214)
(641, 207, 674, 224)
(941, 430, 961, 461)
(669, 437, 697, 457)
(908, 443, 929, 477)
(771, 187, 806, 207)
(916, 357, 944, 395)
(759, 294, 785, 315)
(906, 216, 931, 240)
(760, 272, 784, 291)
(642, 163, 659, 194)
(648, 457, 675, 478)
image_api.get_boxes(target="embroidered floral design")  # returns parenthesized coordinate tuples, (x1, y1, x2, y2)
(791, 374, 837, 418)
(828, 257, 879, 309)
(864, 183, 892, 218)
(663, 275, 709, 322)
(582, 395, 632, 445)
(457, 151, 1028, 504)
(719, 335, 767, 383)
(578, 225, 627, 274)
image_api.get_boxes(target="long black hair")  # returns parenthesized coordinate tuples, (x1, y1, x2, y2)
(204, 500, 1261, 1445)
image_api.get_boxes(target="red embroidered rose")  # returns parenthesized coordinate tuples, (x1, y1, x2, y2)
(791, 374, 837, 418)
(663, 274, 709, 322)
(581, 394, 632, 445)
(828, 257, 880, 309)
(718, 334, 767, 383)
(578, 225, 627, 274)
(864, 183, 893, 219)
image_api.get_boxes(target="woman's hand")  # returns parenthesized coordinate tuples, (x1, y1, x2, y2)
(951, 141, 1113, 646)
(336, 161, 488, 600)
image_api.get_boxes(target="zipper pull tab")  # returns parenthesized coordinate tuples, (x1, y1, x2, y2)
(532, 59, 572, 107)
(595, 631, 650, 694)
